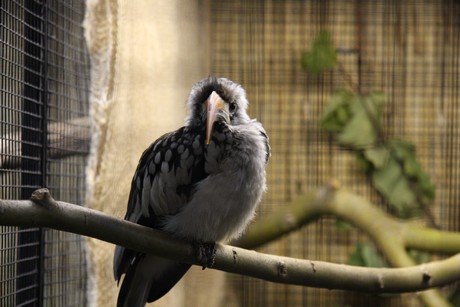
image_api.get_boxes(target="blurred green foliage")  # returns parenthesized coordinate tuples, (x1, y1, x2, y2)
(317, 83, 435, 218)
(348, 243, 387, 268)
(301, 31, 337, 74)
(301, 30, 437, 270)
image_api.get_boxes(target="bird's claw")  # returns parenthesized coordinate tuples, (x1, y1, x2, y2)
(195, 242, 216, 270)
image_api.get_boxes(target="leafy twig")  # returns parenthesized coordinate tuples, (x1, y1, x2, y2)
(302, 30, 437, 222)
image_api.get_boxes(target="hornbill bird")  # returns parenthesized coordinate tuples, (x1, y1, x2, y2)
(113, 77, 270, 307)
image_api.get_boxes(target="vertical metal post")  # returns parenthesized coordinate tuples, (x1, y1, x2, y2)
(38, 1, 49, 306)
(18, 1, 47, 306)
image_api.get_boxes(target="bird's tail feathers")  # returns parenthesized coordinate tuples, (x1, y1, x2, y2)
(117, 254, 191, 307)
(117, 259, 152, 307)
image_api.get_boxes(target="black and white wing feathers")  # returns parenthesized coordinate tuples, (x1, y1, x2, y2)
(113, 126, 207, 306)
(126, 127, 207, 225)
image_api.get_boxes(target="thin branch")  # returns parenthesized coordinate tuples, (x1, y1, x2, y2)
(0, 188, 459, 306)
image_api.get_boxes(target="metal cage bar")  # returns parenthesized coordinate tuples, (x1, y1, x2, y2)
(17, 2, 47, 306)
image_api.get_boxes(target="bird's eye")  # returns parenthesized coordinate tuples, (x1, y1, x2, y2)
(229, 102, 237, 114)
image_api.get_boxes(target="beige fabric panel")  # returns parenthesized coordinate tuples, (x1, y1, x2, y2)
(83, 1, 230, 306)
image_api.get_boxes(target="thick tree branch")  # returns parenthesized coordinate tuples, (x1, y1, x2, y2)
(235, 183, 460, 253)
(0, 188, 459, 306)
(234, 183, 460, 306)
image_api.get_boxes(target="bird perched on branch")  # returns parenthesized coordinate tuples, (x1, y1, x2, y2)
(113, 77, 270, 307)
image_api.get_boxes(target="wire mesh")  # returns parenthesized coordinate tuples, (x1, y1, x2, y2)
(210, 1, 460, 306)
(1, 1, 90, 306)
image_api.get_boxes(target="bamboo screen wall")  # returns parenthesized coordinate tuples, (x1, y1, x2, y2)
(210, 1, 459, 306)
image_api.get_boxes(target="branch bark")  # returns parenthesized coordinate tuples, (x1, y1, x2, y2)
(0, 188, 458, 307)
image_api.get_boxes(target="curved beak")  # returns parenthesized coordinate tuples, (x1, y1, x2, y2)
(206, 91, 226, 144)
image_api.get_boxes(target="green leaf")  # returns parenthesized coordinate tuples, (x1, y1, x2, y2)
(320, 91, 385, 149)
(356, 152, 373, 172)
(348, 247, 365, 267)
(335, 218, 354, 232)
(360, 244, 387, 268)
(360, 139, 436, 218)
(366, 92, 386, 114)
(390, 139, 416, 174)
(348, 243, 387, 268)
(320, 90, 353, 132)
(408, 249, 430, 264)
(301, 31, 337, 74)
(372, 157, 419, 217)
(337, 95, 382, 149)
(418, 171, 436, 200)
(389, 139, 436, 206)
(363, 147, 390, 169)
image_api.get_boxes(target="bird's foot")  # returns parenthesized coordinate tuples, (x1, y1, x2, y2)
(195, 241, 216, 270)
